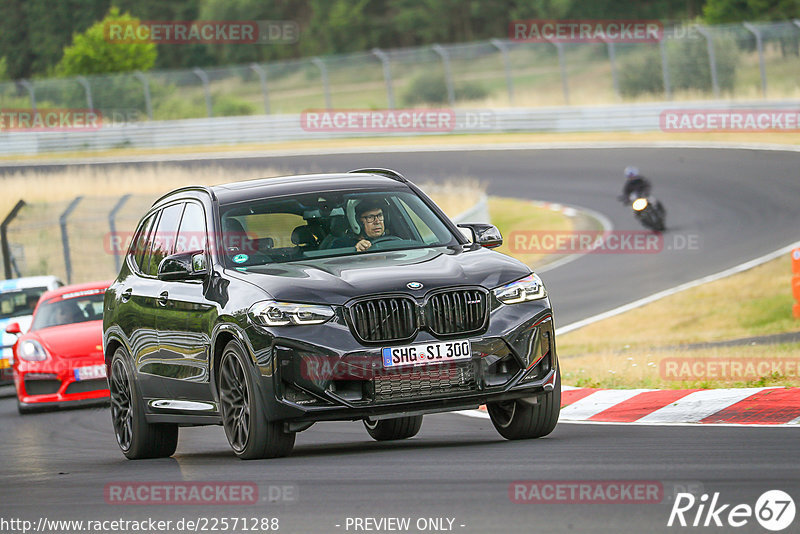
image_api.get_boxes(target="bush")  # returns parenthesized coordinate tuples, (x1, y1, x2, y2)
(402, 70, 489, 106)
(619, 36, 738, 97)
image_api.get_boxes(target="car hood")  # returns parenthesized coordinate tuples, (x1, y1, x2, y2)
(32, 320, 104, 360)
(230, 246, 530, 305)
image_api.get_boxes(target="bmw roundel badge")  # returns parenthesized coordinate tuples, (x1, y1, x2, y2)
(406, 281, 423, 290)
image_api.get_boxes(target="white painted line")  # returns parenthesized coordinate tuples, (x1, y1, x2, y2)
(558, 389, 651, 420)
(636, 388, 769, 424)
(787, 415, 800, 425)
(555, 239, 800, 336)
(536, 203, 613, 274)
(557, 419, 800, 428)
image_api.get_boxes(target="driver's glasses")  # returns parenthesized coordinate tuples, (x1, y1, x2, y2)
(361, 213, 384, 224)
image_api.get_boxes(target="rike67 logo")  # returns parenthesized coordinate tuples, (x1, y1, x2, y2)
(668, 490, 795, 531)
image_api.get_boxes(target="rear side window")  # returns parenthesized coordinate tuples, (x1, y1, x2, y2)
(144, 204, 184, 277)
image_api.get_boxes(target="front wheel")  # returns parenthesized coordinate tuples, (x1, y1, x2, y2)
(218, 340, 295, 459)
(364, 415, 423, 441)
(109, 347, 178, 459)
(487, 368, 561, 440)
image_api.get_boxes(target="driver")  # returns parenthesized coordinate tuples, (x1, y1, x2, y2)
(621, 166, 652, 199)
(354, 199, 388, 252)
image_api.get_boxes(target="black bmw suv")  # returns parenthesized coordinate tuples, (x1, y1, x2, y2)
(103, 168, 559, 459)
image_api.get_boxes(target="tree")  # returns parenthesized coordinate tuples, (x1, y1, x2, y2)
(55, 7, 157, 76)
(704, 0, 800, 23)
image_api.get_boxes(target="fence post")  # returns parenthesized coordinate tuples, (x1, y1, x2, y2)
(133, 71, 153, 120)
(249, 63, 270, 114)
(75, 76, 94, 110)
(192, 68, 213, 117)
(108, 194, 131, 274)
(601, 38, 620, 99)
(490, 39, 514, 105)
(545, 39, 570, 104)
(659, 39, 672, 100)
(1, 200, 25, 280)
(311, 57, 332, 110)
(60, 196, 83, 284)
(372, 48, 395, 109)
(432, 44, 456, 107)
(696, 25, 720, 98)
(19, 80, 36, 112)
(743, 23, 767, 98)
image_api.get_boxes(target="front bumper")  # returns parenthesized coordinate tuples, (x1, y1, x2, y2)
(15, 358, 109, 406)
(247, 300, 557, 424)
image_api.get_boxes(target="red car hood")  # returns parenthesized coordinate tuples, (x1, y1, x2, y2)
(34, 320, 104, 360)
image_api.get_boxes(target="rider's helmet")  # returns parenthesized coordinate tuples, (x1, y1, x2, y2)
(624, 166, 639, 179)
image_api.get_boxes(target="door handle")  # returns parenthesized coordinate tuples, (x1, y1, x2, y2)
(121, 288, 133, 302)
(158, 291, 169, 307)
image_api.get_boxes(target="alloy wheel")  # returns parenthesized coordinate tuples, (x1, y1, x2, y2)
(219, 352, 250, 452)
(110, 359, 133, 450)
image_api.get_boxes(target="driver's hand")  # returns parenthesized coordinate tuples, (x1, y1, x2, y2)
(355, 239, 371, 252)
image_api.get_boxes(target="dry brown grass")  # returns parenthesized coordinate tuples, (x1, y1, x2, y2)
(563, 343, 800, 390)
(3, 131, 799, 164)
(559, 253, 800, 388)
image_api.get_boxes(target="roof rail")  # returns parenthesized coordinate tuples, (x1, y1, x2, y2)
(151, 185, 216, 207)
(348, 168, 407, 182)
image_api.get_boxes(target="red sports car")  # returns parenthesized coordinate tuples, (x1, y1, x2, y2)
(6, 281, 111, 414)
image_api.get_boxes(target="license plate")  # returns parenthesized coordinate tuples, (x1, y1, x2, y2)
(74, 364, 106, 381)
(382, 340, 472, 368)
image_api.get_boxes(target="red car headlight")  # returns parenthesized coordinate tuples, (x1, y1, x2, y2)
(18, 340, 49, 362)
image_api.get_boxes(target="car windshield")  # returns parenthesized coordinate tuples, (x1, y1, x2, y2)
(0, 287, 48, 320)
(31, 292, 106, 330)
(218, 189, 458, 267)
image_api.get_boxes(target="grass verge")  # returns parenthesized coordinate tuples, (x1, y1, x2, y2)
(559, 252, 800, 389)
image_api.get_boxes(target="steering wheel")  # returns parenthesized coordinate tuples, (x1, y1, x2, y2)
(369, 235, 404, 249)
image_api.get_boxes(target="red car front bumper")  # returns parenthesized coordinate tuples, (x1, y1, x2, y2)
(15, 358, 109, 406)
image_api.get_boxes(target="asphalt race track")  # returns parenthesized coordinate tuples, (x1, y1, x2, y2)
(1, 146, 799, 533)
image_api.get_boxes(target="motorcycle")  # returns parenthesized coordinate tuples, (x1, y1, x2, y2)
(620, 192, 666, 232)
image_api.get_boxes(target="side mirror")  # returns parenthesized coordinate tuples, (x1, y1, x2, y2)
(457, 223, 503, 249)
(5, 322, 21, 335)
(158, 251, 209, 281)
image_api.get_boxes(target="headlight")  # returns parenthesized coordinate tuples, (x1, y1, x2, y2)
(493, 274, 547, 304)
(18, 339, 49, 362)
(249, 301, 335, 326)
(632, 198, 648, 211)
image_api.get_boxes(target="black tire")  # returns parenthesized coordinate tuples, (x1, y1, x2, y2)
(109, 347, 178, 459)
(487, 368, 561, 440)
(218, 340, 295, 460)
(364, 415, 423, 441)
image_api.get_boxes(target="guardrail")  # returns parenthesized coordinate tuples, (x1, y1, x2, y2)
(1, 100, 797, 156)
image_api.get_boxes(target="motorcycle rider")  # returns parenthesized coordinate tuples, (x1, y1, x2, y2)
(619, 166, 666, 223)
(620, 166, 652, 199)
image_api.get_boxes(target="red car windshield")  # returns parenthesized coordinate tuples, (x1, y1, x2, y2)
(31, 293, 105, 330)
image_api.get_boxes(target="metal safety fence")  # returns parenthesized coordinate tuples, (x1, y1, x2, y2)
(1, 20, 799, 121)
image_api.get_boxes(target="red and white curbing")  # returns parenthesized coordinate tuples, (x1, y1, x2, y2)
(466, 386, 800, 426)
